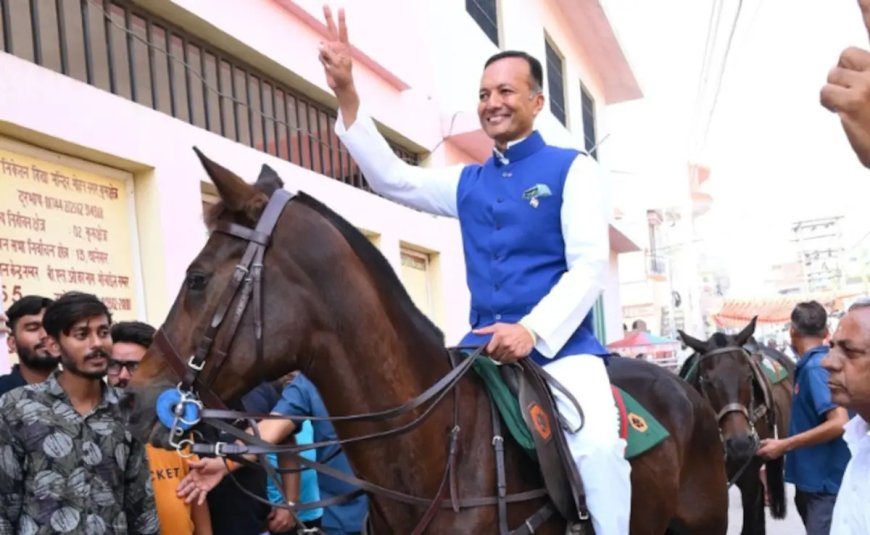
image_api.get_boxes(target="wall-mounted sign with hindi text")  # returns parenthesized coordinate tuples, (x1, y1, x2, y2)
(0, 146, 138, 320)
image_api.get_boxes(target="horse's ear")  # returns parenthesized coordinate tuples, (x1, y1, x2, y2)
(194, 147, 266, 218)
(256, 164, 284, 195)
(678, 330, 707, 354)
(733, 316, 758, 346)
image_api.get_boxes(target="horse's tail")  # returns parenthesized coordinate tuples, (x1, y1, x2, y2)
(765, 456, 787, 519)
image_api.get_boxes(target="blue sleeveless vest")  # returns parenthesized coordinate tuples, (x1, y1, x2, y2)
(455, 132, 607, 364)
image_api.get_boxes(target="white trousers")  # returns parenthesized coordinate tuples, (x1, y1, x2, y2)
(543, 354, 631, 535)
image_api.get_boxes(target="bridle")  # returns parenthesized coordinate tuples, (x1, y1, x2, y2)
(689, 346, 772, 487)
(151, 188, 294, 439)
(146, 189, 559, 534)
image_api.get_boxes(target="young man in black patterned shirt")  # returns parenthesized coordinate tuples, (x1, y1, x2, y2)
(0, 292, 158, 534)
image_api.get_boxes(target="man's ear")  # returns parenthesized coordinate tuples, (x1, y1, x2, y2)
(45, 336, 60, 358)
(7, 335, 15, 355)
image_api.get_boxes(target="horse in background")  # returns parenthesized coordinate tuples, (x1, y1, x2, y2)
(129, 151, 730, 533)
(679, 319, 793, 535)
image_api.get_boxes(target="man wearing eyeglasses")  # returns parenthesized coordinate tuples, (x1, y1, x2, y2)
(108, 321, 152, 388)
(110, 321, 213, 535)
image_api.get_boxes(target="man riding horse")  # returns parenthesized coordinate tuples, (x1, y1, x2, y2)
(317, 6, 630, 534)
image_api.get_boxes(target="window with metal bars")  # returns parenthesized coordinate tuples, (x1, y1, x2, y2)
(466, 0, 498, 46)
(580, 83, 597, 159)
(0, 0, 418, 191)
(544, 37, 566, 126)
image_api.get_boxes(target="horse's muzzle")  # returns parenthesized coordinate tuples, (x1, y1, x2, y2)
(725, 434, 757, 461)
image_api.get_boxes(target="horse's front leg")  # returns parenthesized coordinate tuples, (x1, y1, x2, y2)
(736, 460, 766, 535)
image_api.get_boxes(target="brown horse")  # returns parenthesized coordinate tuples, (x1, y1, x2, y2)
(679, 320, 793, 535)
(129, 151, 729, 534)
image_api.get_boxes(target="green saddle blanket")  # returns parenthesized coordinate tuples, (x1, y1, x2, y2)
(472, 359, 669, 461)
(759, 356, 790, 385)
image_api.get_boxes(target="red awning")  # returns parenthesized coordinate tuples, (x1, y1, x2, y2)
(713, 298, 797, 328)
(607, 331, 681, 356)
(713, 291, 866, 328)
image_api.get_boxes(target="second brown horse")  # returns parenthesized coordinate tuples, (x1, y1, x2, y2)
(679, 319, 793, 535)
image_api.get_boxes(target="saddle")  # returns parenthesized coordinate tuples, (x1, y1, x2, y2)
(504, 359, 590, 527)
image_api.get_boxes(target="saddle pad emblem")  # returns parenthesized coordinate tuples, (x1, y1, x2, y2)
(628, 413, 648, 433)
(528, 403, 552, 441)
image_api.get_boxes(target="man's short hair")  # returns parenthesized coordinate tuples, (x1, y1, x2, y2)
(111, 321, 155, 350)
(791, 301, 828, 338)
(484, 50, 544, 93)
(6, 295, 53, 332)
(43, 292, 112, 338)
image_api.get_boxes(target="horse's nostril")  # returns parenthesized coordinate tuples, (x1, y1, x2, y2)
(726, 436, 756, 456)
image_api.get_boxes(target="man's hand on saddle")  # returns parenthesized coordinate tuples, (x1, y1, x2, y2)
(473, 323, 536, 363)
(177, 457, 229, 505)
(821, 0, 870, 168)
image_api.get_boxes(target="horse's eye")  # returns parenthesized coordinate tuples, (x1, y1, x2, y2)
(185, 272, 209, 291)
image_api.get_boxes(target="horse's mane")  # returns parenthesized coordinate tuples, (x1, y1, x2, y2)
(294, 192, 445, 347)
(204, 178, 445, 347)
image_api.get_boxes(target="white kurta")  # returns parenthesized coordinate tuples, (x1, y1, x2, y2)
(830, 415, 870, 535)
(336, 111, 630, 534)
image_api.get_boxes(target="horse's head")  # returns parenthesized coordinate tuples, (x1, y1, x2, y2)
(679, 318, 761, 461)
(127, 149, 357, 446)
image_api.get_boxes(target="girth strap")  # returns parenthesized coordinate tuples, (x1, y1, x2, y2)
(491, 400, 509, 535)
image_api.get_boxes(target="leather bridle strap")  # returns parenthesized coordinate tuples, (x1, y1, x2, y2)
(153, 330, 227, 410)
(196, 189, 293, 385)
(198, 345, 487, 429)
(196, 347, 486, 459)
(201, 417, 549, 510)
(152, 189, 293, 403)
(716, 402, 750, 423)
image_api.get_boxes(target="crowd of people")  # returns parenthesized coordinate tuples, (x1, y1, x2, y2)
(0, 293, 366, 534)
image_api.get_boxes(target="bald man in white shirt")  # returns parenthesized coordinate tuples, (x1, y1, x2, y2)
(822, 299, 870, 534)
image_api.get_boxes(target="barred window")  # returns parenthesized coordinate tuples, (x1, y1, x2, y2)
(0, 0, 418, 191)
(581, 83, 597, 159)
(466, 0, 498, 46)
(545, 37, 566, 126)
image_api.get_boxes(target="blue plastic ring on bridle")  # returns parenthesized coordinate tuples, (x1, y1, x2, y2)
(156, 389, 200, 431)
